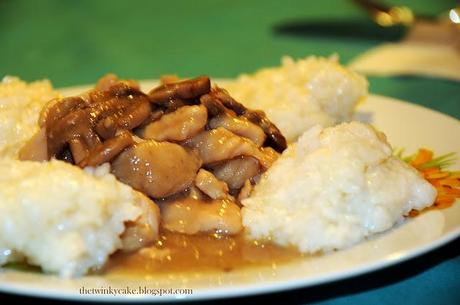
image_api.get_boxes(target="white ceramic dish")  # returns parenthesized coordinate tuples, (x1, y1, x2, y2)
(0, 82, 459, 302)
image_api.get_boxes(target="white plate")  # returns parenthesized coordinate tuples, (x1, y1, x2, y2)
(0, 84, 459, 302)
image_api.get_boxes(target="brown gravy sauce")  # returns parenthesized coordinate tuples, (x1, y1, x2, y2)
(105, 231, 304, 275)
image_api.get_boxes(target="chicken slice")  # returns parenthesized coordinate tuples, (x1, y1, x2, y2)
(194, 168, 230, 200)
(137, 105, 207, 142)
(185, 127, 273, 169)
(208, 113, 266, 147)
(211, 156, 260, 189)
(112, 140, 202, 198)
(120, 194, 161, 252)
(160, 198, 242, 235)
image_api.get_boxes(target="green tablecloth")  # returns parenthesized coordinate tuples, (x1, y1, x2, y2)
(1, 0, 459, 304)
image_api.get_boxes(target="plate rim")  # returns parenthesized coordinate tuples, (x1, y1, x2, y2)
(0, 229, 459, 302)
(0, 90, 459, 302)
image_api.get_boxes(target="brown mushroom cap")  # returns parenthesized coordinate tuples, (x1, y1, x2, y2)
(41, 80, 153, 165)
(148, 76, 211, 104)
(78, 131, 135, 168)
(39, 96, 88, 129)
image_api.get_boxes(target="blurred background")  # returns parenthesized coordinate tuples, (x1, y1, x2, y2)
(0, 0, 458, 113)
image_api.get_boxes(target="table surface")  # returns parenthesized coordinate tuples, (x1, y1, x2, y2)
(1, 0, 459, 304)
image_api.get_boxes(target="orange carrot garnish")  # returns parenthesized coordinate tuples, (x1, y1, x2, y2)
(400, 148, 459, 216)
(425, 172, 450, 179)
(411, 149, 433, 167)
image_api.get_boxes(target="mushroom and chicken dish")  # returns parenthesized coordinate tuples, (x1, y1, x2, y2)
(19, 74, 286, 249)
(0, 56, 440, 278)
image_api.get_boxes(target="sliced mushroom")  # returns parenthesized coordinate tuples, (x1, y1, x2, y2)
(90, 95, 143, 139)
(148, 76, 211, 103)
(242, 110, 287, 153)
(200, 93, 229, 117)
(209, 87, 246, 115)
(39, 96, 88, 129)
(194, 169, 230, 200)
(46, 108, 100, 158)
(69, 138, 90, 164)
(112, 140, 202, 198)
(208, 113, 266, 147)
(40, 81, 153, 164)
(211, 156, 260, 189)
(78, 131, 135, 168)
(162, 98, 189, 113)
(95, 117, 118, 140)
(115, 97, 151, 131)
(137, 105, 208, 142)
(90, 94, 150, 132)
(160, 197, 242, 235)
(88, 81, 141, 104)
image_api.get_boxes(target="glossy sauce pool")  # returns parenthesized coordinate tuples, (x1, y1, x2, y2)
(105, 231, 304, 275)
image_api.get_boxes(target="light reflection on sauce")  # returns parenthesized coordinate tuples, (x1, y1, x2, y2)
(105, 231, 303, 275)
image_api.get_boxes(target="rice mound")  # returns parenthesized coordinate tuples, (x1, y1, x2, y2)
(0, 76, 60, 159)
(0, 160, 146, 277)
(241, 122, 437, 253)
(226, 56, 368, 142)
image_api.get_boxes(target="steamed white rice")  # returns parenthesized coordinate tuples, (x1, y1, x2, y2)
(226, 56, 368, 142)
(242, 122, 436, 253)
(0, 160, 147, 277)
(0, 76, 60, 159)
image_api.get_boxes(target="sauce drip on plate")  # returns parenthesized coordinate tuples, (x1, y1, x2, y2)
(105, 231, 303, 275)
